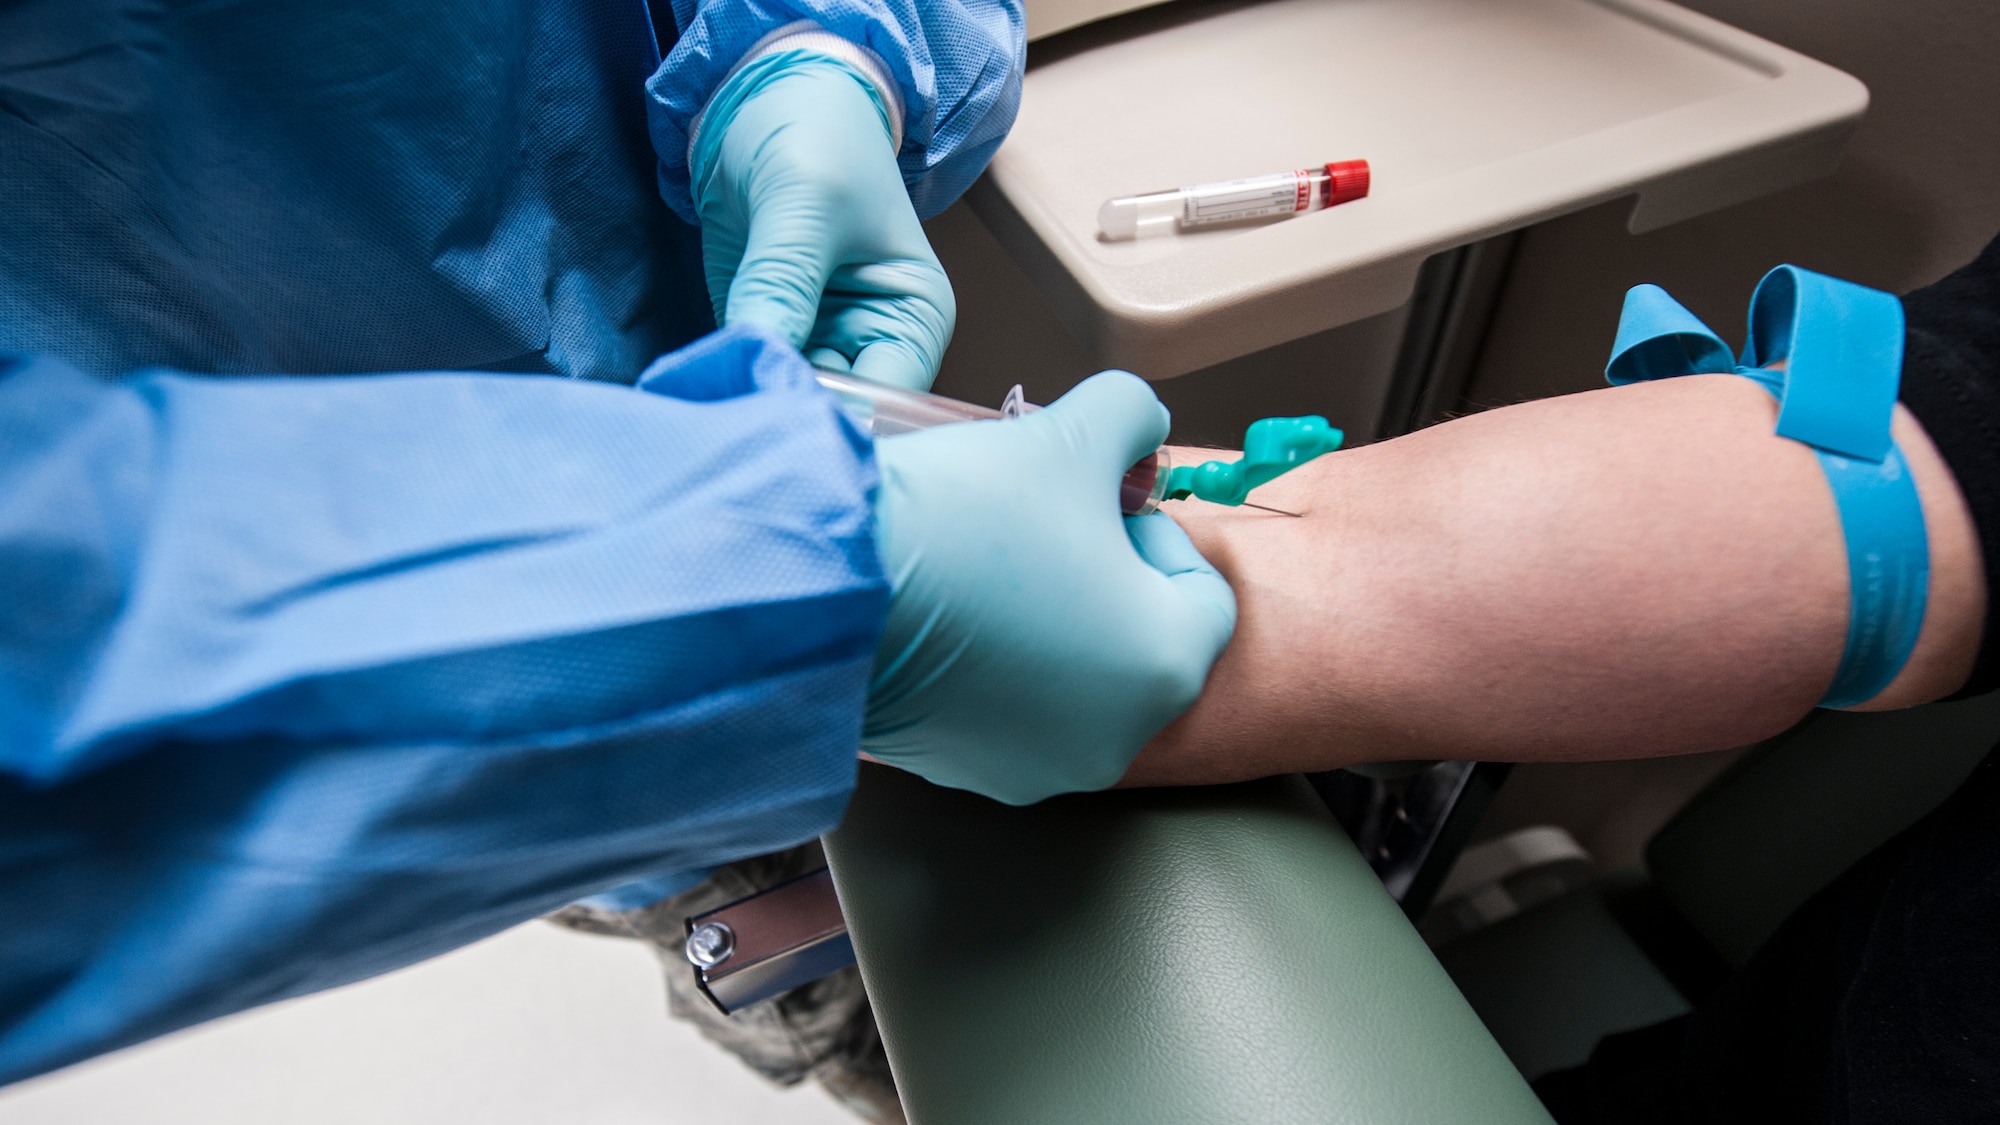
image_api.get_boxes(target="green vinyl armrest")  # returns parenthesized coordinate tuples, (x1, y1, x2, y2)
(824, 764, 1552, 1125)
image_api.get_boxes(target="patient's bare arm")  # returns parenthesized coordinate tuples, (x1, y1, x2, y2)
(1124, 374, 1985, 787)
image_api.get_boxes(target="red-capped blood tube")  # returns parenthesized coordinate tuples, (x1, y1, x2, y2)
(1098, 159, 1371, 240)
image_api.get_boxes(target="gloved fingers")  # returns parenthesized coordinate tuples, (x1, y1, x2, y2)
(1125, 512, 1240, 638)
(698, 221, 751, 330)
(806, 261, 955, 391)
(1039, 370, 1172, 476)
(848, 339, 936, 391)
(803, 346, 853, 373)
(805, 302, 943, 390)
(1124, 509, 1216, 579)
(723, 204, 838, 351)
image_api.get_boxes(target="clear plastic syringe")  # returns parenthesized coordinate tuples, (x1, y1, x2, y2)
(815, 368, 1170, 515)
(1098, 159, 1370, 241)
(813, 369, 1343, 517)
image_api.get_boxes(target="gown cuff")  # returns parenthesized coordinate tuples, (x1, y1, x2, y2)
(686, 22, 906, 173)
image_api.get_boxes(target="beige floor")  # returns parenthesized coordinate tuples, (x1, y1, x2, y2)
(0, 922, 856, 1125)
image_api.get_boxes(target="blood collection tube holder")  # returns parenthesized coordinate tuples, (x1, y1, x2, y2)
(813, 368, 1172, 516)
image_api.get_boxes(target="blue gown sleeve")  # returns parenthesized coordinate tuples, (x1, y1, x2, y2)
(645, 0, 1028, 223)
(0, 324, 887, 1085)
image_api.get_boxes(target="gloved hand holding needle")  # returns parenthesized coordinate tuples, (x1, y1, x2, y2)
(866, 369, 1238, 804)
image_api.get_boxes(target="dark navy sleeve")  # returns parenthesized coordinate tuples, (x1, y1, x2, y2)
(0, 324, 886, 1084)
(1899, 235, 2000, 698)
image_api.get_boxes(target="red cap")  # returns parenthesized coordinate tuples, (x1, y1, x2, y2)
(1322, 159, 1371, 207)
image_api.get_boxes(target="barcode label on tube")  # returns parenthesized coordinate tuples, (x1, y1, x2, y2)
(1181, 172, 1308, 225)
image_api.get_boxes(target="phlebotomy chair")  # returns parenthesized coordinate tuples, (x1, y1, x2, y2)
(824, 695, 2000, 1125)
(1434, 691, 2000, 1083)
(825, 766, 1555, 1124)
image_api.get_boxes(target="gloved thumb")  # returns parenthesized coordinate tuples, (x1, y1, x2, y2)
(1126, 511, 1239, 643)
(723, 207, 835, 351)
(851, 333, 939, 393)
(1038, 370, 1172, 477)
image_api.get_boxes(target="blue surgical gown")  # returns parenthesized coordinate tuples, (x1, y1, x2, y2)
(0, 0, 1024, 381)
(0, 0, 1024, 1088)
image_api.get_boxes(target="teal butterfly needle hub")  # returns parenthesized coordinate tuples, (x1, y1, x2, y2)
(1164, 416, 1345, 506)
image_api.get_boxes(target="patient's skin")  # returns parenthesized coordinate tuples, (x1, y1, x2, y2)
(1124, 375, 1985, 787)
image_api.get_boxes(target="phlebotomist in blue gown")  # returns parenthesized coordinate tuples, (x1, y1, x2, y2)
(0, 0, 1238, 1084)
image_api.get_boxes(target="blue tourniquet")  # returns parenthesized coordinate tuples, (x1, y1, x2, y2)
(1606, 267, 1926, 708)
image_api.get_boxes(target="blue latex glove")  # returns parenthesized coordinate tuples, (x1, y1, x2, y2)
(865, 372, 1238, 804)
(693, 52, 953, 391)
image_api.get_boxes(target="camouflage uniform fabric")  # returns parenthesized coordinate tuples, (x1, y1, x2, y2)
(548, 842, 902, 1123)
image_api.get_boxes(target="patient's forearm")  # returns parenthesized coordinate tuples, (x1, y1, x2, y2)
(1126, 375, 1984, 787)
